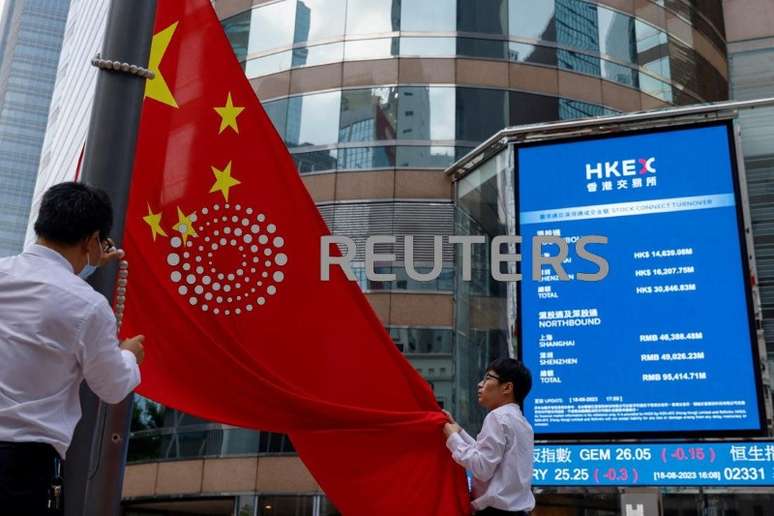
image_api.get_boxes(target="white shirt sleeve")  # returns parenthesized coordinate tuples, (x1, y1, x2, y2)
(76, 299, 141, 404)
(446, 413, 507, 482)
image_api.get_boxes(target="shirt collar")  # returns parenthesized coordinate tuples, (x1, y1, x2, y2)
(26, 244, 75, 274)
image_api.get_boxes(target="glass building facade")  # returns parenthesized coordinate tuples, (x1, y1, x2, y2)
(0, 0, 69, 256)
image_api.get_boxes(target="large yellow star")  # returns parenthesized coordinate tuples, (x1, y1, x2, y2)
(209, 161, 241, 202)
(145, 22, 179, 108)
(214, 92, 245, 134)
(173, 207, 198, 243)
(142, 203, 168, 241)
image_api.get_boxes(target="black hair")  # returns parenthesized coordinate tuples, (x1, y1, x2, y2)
(487, 358, 532, 407)
(34, 182, 113, 245)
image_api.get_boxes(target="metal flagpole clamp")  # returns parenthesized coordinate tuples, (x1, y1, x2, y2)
(91, 53, 155, 79)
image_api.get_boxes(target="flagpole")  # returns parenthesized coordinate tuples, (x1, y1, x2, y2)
(65, 1, 156, 515)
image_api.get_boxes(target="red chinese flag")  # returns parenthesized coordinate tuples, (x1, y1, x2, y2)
(121, 1, 469, 514)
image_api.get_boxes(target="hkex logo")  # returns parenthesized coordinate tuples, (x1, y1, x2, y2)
(585, 157, 656, 180)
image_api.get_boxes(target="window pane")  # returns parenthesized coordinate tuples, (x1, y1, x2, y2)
(340, 87, 398, 143)
(345, 0, 400, 35)
(558, 48, 600, 76)
(293, 149, 338, 173)
(635, 20, 670, 80)
(248, 1, 296, 54)
(398, 87, 455, 141)
(245, 51, 292, 78)
(338, 146, 396, 169)
(602, 60, 638, 87)
(293, 0, 346, 44)
(640, 72, 673, 102)
(396, 146, 456, 167)
(258, 496, 315, 516)
(390, 327, 454, 354)
(508, 42, 557, 65)
(344, 38, 399, 61)
(292, 42, 344, 67)
(559, 98, 610, 119)
(509, 92, 558, 125)
(509, 0, 555, 41)
(597, 6, 636, 64)
(457, 38, 506, 59)
(286, 91, 341, 147)
(457, 0, 507, 35)
(400, 37, 456, 58)
(555, 0, 598, 53)
(401, 0, 455, 32)
(262, 99, 288, 140)
(455, 87, 507, 142)
(222, 11, 251, 62)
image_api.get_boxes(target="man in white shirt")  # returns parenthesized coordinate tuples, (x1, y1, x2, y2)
(0, 182, 144, 515)
(444, 358, 535, 516)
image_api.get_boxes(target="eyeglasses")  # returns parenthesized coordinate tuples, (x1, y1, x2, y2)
(482, 372, 501, 383)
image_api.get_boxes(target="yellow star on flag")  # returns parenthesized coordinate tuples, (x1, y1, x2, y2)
(173, 207, 198, 243)
(209, 161, 241, 201)
(145, 22, 179, 108)
(143, 203, 168, 241)
(214, 92, 245, 134)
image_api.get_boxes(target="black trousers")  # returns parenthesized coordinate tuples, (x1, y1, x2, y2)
(0, 442, 60, 516)
(475, 509, 528, 516)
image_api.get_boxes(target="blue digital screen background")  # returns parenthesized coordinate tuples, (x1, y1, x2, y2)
(533, 442, 774, 486)
(517, 123, 763, 436)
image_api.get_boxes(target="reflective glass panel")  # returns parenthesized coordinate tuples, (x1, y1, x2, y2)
(390, 327, 454, 354)
(262, 99, 288, 140)
(597, 6, 636, 64)
(222, 11, 251, 62)
(344, 38, 399, 61)
(291, 42, 344, 68)
(396, 146, 456, 168)
(635, 20, 670, 80)
(293, 149, 338, 173)
(457, 38, 507, 59)
(508, 0, 555, 41)
(640, 72, 673, 102)
(338, 146, 396, 169)
(602, 60, 638, 87)
(508, 42, 557, 65)
(245, 51, 292, 78)
(339, 87, 398, 143)
(345, 0, 400, 35)
(555, 0, 598, 53)
(397, 87, 455, 141)
(286, 91, 341, 147)
(293, 0, 346, 44)
(457, 0, 507, 35)
(559, 98, 610, 119)
(557, 48, 600, 76)
(248, 1, 297, 54)
(400, 37, 456, 58)
(509, 92, 558, 125)
(455, 87, 508, 142)
(258, 496, 315, 516)
(401, 0, 456, 32)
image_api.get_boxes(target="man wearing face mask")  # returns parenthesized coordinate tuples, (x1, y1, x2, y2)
(0, 181, 144, 514)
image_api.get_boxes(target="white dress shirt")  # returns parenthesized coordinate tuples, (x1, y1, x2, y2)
(0, 244, 140, 458)
(446, 403, 535, 512)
